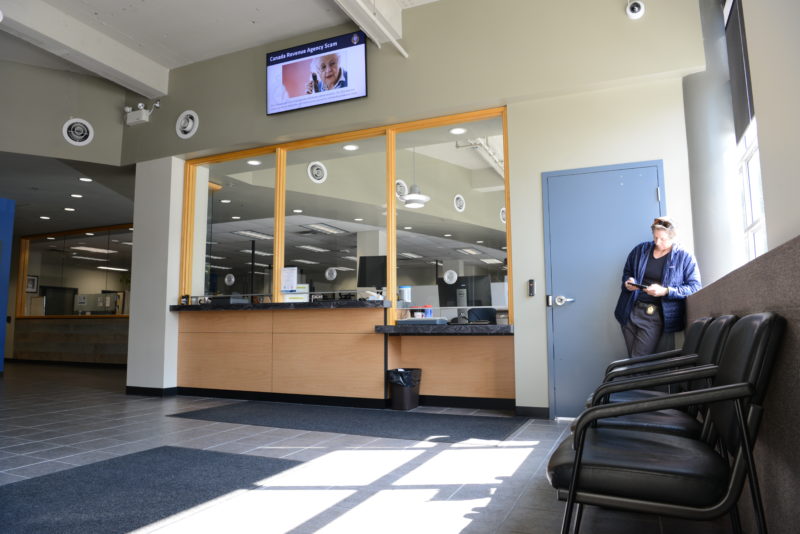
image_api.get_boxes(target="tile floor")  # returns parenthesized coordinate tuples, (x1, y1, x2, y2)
(0, 362, 730, 533)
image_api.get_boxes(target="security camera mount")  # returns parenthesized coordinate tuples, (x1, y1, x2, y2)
(626, 1, 645, 20)
(124, 100, 161, 126)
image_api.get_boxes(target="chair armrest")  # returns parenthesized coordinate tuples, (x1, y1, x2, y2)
(589, 364, 717, 406)
(575, 382, 754, 448)
(604, 353, 700, 382)
(604, 348, 683, 374)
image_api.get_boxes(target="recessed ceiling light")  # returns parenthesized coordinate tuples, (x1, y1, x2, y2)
(85, 232, 94, 236)
(79, 177, 92, 182)
(64, 207, 76, 212)
(354, 218, 364, 222)
(231, 216, 241, 220)
(220, 199, 231, 204)
(297, 245, 330, 253)
(70, 194, 83, 198)
(70, 246, 117, 254)
(501, 246, 507, 250)
(342, 144, 359, 151)
(40, 216, 50, 220)
(302, 223, 346, 235)
(456, 248, 481, 255)
(403, 226, 412, 230)
(72, 255, 108, 262)
(247, 160, 262, 166)
(476, 240, 484, 244)
(128, 227, 134, 231)
(480, 258, 503, 264)
(239, 249, 272, 256)
(443, 233, 452, 237)
(97, 266, 129, 272)
(292, 259, 319, 265)
(233, 230, 273, 240)
(292, 209, 303, 214)
(449, 127, 467, 135)
(46, 237, 55, 240)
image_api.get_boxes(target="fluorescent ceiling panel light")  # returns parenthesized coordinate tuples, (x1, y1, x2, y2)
(220, 199, 231, 204)
(449, 127, 467, 135)
(70, 194, 83, 198)
(334, 266, 355, 271)
(302, 223, 347, 235)
(121, 242, 133, 246)
(231, 216, 241, 220)
(97, 266, 129, 272)
(72, 255, 108, 262)
(245, 262, 270, 267)
(247, 160, 261, 166)
(399, 252, 423, 258)
(40, 216, 50, 220)
(342, 144, 359, 151)
(292, 209, 303, 213)
(206, 254, 226, 260)
(297, 245, 330, 253)
(456, 248, 481, 255)
(233, 230, 273, 240)
(46, 237, 55, 240)
(70, 246, 118, 254)
(480, 258, 503, 264)
(403, 226, 413, 230)
(342, 256, 358, 262)
(443, 234, 452, 237)
(292, 259, 319, 265)
(353, 218, 364, 222)
(240, 250, 272, 256)
(207, 264, 232, 270)
(79, 177, 92, 182)
(85, 232, 94, 236)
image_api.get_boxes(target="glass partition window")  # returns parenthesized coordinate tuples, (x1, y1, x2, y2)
(201, 154, 276, 301)
(22, 226, 133, 316)
(395, 117, 508, 322)
(284, 136, 386, 302)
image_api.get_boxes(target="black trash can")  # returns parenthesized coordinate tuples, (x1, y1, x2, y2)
(387, 368, 422, 410)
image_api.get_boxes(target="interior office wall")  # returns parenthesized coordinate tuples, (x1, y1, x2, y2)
(508, 78, 692, 409)
(118, 0, 704, 165)
(740, 0, 800, 250)
(0, 60, 127, 165)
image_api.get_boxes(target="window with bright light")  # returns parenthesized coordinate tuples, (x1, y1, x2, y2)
(738, 119, 767, 260)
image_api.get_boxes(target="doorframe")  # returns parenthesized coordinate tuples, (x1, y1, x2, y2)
(541, 160, 665, 418)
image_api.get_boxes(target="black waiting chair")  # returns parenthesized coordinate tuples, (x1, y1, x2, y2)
(467, 307, 496, 324)
(547, 312, 786, 534)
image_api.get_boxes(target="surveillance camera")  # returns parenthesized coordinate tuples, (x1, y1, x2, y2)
(626, 1, 645, 20)
(137, 102, 145, 110)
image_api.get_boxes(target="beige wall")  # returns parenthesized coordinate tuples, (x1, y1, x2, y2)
(508, 78, 692, 408)
(741, 0, 800, 250)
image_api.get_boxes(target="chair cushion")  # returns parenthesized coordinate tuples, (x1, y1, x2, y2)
(608, 389, 665, 403)
(547, 428, 729, 507)
(595, 408, 703, 439)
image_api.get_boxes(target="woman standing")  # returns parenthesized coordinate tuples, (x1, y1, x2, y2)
(614, 216, 701, 356)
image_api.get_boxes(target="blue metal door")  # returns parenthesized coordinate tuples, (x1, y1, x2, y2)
(543, 161, 664, 417)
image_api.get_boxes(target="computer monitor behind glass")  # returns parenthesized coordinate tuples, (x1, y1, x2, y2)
(357, 255, 387, 290)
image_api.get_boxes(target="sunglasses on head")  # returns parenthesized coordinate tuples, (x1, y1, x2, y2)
(653, 218, 673, 229)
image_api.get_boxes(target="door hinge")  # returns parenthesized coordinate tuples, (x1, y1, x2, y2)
(657, 187, 661, 202)
(546, 295, 554, 307)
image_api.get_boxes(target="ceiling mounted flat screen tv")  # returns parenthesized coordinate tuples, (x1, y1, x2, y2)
(266, 31, 367, 115)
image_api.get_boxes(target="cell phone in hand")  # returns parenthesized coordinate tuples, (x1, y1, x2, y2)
(630, 282, 648, 289)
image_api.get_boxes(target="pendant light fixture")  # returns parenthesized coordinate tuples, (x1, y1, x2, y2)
(402, 147, 430, 209)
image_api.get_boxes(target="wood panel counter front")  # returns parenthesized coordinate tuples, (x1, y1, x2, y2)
(177, 307, 385, 400)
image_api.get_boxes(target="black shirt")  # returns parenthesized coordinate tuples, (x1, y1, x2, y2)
(638, 252, 668, 304)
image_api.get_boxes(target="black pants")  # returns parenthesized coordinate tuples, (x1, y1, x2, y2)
(622, 302, 671, 357)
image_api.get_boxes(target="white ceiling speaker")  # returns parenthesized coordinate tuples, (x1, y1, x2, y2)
(626, 1, 645, 20)
(62, 118, 94, 146)
(307, 161, 328, 184)
(453, 194, 466, 213)
(176, 110, 199, 139)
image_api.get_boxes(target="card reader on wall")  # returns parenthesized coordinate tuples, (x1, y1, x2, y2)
(397, 317, 449, 325)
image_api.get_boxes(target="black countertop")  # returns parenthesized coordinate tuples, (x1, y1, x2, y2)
(375, 324, 513, 336)
(170, 300, 390, 311)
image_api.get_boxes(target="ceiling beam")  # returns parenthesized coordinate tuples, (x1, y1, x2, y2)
(0, 0, 169, 98)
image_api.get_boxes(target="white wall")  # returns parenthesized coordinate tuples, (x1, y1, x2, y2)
(508, 79, 692, 409)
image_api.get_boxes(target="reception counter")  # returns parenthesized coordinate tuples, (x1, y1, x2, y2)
(172, 300, 514, 408)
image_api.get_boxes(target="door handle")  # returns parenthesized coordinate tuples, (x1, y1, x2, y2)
(554, 295, 575, 306)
